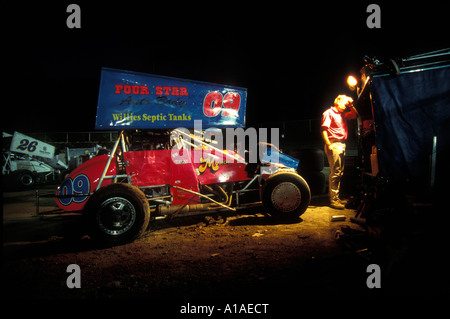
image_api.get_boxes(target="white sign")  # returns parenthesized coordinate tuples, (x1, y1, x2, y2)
(9, 131, 55, 159)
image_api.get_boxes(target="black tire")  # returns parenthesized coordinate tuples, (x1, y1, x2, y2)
(84, 183, 150, 245)
(262, 171, 311, 219)
(291, 148, 324, 173)
(12, 170, 36, 190)
(301, 171, 326, 195)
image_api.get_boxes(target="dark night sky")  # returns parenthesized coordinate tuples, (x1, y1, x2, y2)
(4, 1, 448, 132)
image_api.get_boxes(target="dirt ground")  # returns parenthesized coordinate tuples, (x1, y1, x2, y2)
(2, 184, 438, 302)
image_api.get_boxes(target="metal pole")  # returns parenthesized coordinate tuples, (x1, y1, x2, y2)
(173, 129, 247, 165)
(96, 130, 124, 191)
(430, 135, 437, 191)
(35, 188, 39, 216)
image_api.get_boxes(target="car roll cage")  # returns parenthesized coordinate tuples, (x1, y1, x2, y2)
(89, 129, 266, 216)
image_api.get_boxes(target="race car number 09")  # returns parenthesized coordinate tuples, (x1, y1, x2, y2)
(203, 92, 241, 117)
(58, 174, 90, 205)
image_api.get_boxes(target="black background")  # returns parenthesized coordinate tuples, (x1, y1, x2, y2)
(4, 1, 448, 132)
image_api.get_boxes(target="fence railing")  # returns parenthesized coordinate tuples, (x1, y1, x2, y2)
(20, 118, 358, 153)
(19, 131, 120, 147)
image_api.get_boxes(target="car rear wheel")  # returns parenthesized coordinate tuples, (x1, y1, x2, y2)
(11, 170, 36, 190)
(262, 171, 311, 220)
(84, 183, 150, 245)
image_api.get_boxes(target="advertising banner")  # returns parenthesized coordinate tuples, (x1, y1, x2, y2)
(95, 68, 247, 130)
(10, 131, 55, 159)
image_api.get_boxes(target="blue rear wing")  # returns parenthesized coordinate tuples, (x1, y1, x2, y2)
(262, 146, 299, 170)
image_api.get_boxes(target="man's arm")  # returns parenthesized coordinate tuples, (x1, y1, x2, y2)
(344, 107, 357, 119)
(321, 129, 331, 149)
(321, 110, 332, 149)
(344, 98, 357, 119)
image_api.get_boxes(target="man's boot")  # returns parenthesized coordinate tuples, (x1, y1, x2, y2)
(330, 200, 345, 210)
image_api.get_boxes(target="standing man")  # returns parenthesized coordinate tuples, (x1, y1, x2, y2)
(321, 95, 356, 209)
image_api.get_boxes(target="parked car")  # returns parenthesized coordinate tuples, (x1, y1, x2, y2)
(55, 68, 311, 245)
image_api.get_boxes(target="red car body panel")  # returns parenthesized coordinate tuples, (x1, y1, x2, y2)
(56, 147, 251, 211)
(55, 155, 116, 212)
(192, 149, 250, 185)
(124, 149, 200, 205)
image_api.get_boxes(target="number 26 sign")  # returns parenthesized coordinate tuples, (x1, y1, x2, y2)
(9, 131, 55, 159)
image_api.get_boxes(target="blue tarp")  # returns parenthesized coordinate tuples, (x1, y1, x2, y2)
(371, 65, 450, 187)
(95, 68, 247, 129)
